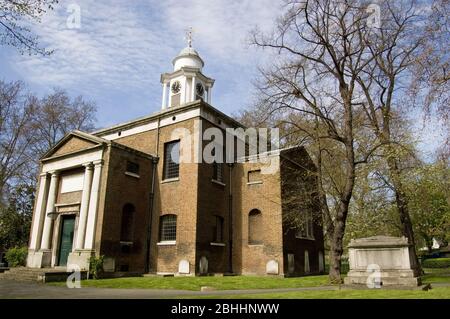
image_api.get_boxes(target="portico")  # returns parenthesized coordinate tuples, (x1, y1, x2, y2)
(27, 132, 106, 270)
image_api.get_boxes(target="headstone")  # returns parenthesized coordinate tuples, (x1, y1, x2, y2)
(304, 250, 310, 274)
(287, 254, 295, 274)
(178, 259, 190, 274)
(266, 260, 279, 275)
(199, 256, 208, 275)
(344, 236, 420, 286)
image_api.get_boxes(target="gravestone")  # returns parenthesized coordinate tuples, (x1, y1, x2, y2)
(266, 260, 279, 275)
(178, 259, 190, 274)
(344, 236, 420, 286)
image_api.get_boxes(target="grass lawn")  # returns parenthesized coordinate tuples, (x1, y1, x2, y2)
(48, 267, 450, 298)
(190, 287, 450, 299)
(50, 274, 330, 290)
(422, 268, 450, 284)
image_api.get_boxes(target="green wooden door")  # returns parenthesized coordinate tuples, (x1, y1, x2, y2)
(58, 216, 75, 266)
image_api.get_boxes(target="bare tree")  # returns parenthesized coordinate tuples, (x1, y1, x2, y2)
(0, 0, 59, 55)
(30, 89, 97, 157)
(250, 0, 384, 282)
(0, 81, 37, 200)
(0, 80, 97, 203)
(353, 0, 449, 275)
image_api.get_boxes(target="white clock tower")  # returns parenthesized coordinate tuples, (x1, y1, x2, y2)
(160, 29, 215, 109)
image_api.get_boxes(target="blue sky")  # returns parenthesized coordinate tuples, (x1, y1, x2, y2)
(0, 0, 281, 127)
(0, 0, 446, 159)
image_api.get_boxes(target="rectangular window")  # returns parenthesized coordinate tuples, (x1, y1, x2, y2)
(163, 140, 180, 180)
(160, 215, 177, 242)
(214, 216, 224, 243)
(213, 162, 223, 183)
(296, 211, 314, 239)
(248, 169, 262, 184)
(126, 161, 140, 175)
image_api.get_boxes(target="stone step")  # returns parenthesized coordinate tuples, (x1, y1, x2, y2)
(7, 267, 56, 273)
(0, 274, 42, 282)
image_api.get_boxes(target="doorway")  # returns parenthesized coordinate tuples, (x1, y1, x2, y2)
(58, 215, 75, 266)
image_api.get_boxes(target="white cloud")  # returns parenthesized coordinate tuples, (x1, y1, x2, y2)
(10, 0, 281, 113)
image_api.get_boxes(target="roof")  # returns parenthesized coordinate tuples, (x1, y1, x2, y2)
(172, 46, 205, 67)
(92, 100, 244, 137)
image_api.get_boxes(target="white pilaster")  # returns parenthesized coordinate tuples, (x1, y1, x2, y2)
(161, 82, 168, 110)
(191, 76, 196, 102)
(168, 82, 173, 108)
(207, 86, 212, 104)
(29, 173, 49, 250)
(75, 163, 94, 250)
(84, 160, 103, 250)
(181, 77, 187, 105)
(40, 171, 59, 250)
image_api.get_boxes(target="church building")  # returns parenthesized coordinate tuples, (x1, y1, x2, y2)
(26, 38, 325, 277)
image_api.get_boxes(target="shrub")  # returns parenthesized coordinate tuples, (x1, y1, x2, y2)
(5, 247, 27, 267)
(422, 258, 450, 268)
(88, 255, 104, 279)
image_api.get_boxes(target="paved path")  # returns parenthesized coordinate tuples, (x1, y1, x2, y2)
(2, 280, 448, 299)
(0, 280, 337, 299)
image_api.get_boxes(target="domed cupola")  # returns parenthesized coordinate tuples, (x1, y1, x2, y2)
(160, 28, 215, 109)
(172, 46, 205, 72)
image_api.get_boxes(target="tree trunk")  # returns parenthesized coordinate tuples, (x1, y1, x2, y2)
(386, 157, 423, 276)
(329, 218, 345, 283)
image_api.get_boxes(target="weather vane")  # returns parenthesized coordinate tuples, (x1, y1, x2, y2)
(185, 27, 194, 48)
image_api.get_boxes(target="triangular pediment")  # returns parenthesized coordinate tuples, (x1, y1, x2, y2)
(42, 131, 108, 159)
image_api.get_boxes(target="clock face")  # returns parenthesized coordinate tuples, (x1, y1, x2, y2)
(196, 83, 204, 96)
(171, 81, 181, 94)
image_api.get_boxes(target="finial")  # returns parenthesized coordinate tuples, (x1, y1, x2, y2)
(185, 26, 194, 48)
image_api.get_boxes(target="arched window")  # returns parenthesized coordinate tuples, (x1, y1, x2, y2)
(160, 214, 177, 242)
(120, 204, 135, 242)
(248, 209, 262, 245)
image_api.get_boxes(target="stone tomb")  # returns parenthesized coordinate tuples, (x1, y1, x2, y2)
(344, 236, 420, 286)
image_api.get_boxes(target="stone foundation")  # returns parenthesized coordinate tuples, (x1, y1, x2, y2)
(67, 250, 95, 271)
(27, 249, 52, 268)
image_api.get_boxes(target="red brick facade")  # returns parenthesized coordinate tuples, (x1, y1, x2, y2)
(30, 101, 324, 276)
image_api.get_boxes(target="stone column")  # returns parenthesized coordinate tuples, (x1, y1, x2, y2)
(181, 77, 187, 105)
(40, 171, 59, 250)
(191, 76, 196, 102)
(168, 82, 173, 108)
(84, 160, 103, 250)
(75, 163, 94, 250)
(161, 82, 167, 109)
(29, 173, 49, 250)
(207, 86, 212, 104)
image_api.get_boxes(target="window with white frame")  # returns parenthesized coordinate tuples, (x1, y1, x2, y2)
(159, 214, 177, 242)
(163, 141, 180, 180)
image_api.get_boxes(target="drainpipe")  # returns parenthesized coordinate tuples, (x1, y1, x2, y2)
(227, 162, 234, 274)
(144, 117, 161, 273)
(145, 156, 159, 273)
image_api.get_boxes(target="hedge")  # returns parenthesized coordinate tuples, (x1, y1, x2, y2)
(5, 247, 28, 267)
(422, 258, 450, 268)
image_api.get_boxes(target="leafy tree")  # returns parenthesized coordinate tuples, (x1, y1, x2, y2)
(406, 162, 450, 252)
(0, 184, 34, 251)
(0, 0, 59, 55)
